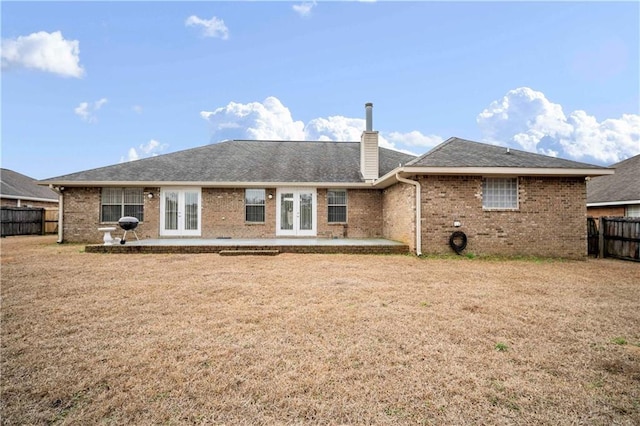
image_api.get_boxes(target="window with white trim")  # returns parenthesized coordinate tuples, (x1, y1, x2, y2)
(101, 188, 144, 222)
(245, 189, 266, 222)
(327, 189, 347, 223)
(482, 178, 518, 209)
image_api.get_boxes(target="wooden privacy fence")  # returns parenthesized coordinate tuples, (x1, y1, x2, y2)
(1, 207, 58, 237)
(597, 217, 640, 262)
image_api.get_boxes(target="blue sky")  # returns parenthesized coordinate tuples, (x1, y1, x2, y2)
(2, 1, 639, 180)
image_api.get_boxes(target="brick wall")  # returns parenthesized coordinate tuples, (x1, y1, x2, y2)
(201, 188, 276, 238)
(317, 188, 383, 239)
(587, 206, 625, 220)
(381, 182, 415, 251)
(62, 186, 385, 242)
(419, 175, 588, 259)
(62, 187, 159, 243)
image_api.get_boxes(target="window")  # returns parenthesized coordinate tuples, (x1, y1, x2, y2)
(327, 189, 347, 223)
(101, 188, 144, 222)
(245, 189, 265, 222)
(482, 178, 518, 209)
(627, 205, 640, 217)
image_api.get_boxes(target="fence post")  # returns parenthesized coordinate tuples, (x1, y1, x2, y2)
(598, 217, 605, 258)
(40, 208, 46, 235)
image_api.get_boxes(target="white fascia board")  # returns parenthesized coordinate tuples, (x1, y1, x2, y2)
(374, 166, 614, 188)
(587, 200, 640, 207)
(0, 194, 58, 203)
(39, 181, 374, 189)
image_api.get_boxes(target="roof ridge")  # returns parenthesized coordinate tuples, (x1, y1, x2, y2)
(611, 153, 640, 168)
(232, 139, 359, 144)
(405, 136, 453, 166)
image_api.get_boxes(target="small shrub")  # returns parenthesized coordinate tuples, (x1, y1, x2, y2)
(612, 337, 627, 345)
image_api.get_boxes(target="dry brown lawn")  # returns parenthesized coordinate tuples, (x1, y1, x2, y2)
(1, 236, 639, 425)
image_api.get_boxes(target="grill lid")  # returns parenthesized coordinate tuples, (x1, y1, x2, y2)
(118, 216, 139, 230)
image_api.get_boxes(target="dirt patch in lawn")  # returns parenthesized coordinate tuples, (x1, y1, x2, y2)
(1, 236, 639, 424)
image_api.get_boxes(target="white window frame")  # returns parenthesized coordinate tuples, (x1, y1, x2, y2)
(482, 177, 518, 210)
(101, 187, 144, 222)
(245, 189, 266, 223)
(626, 205, 640, 217)
(327, 189, 348, 223)
(160, 188, 202, 237)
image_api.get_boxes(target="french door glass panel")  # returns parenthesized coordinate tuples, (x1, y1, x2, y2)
(299, 193, 313, 231)
(184, 191, 199, 231)
(280, 193, 294, 231)
(164, 191, 179, 231)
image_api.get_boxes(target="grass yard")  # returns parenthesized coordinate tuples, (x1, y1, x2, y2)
(1, 236, 639, 425)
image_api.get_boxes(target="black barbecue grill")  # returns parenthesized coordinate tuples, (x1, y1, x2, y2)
(118, 216, 140, 244)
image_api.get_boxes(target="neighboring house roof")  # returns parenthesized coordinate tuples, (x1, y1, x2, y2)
(1, 168, 58, 202)
(41, 140, 416, 185)
(407, 138, 606, 169)
(587, 154, 640, 205)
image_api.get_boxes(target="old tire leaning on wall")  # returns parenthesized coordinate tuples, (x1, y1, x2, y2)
(449, 231, 467, 255)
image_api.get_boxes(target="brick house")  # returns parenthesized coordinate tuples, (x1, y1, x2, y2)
(41, 105, 611, 259)
(1, 168, 59, 208)
(587, 154, 640, 219)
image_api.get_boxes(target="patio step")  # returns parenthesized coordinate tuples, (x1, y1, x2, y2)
(219, 249, 280, 256)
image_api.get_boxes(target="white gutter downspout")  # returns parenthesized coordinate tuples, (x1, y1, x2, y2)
(50, 185, 64, 243)
(395, 173, 422, 256)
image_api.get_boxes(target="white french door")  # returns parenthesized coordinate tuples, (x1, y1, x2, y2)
(276, 188, 317, 236)
(160, 188, 201, 236)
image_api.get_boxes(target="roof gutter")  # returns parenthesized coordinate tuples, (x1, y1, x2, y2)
(0, 194, 59, 204)
(395, 173, 422, 256)
(38, 180, 376, 189)
(49, 185, 64, 243)
(587, 200, 640, 207)
(375, 166, 614, 188)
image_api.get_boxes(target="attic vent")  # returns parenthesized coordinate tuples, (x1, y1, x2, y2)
(506, 147, 511, 154)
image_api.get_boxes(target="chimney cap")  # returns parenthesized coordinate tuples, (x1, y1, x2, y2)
(365, 102, 373, 107)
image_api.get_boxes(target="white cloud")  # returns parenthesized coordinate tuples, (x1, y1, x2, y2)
(305, 116, 366, 141)
(95, 98, 108, 109)
(292, 1, 317, 17)
(1, 31, 84, 78)
(121, 139, 168, 162)
(185, 15, 229, 40)
(74, 98, 108, 123)
(477, 87, 640, 165)
(74, 102, 90, 121)
(200, 96, 440, 155)
(201, 96, 305, 140)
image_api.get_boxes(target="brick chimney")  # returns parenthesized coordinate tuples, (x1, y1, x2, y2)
(360, 102, 379, 181)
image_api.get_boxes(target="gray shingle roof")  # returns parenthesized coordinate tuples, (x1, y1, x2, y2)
(1, 169, 59, 201)
(587, 154, 640, 204)
(406, 137, 606, 169)
(41, 140, 416, 184)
